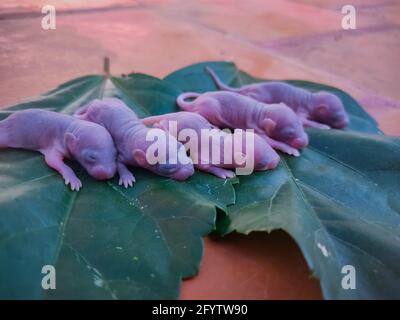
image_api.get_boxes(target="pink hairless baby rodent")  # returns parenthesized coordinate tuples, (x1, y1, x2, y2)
(176, 91, 308, 157)
(74, 98, 194, 187)
(205, 66, 349, 130)
(142, 112, 280, 178)
(0, 109, 118, 191)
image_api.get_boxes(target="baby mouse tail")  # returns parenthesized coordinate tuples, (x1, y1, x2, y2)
(205, 66, 238, 92)
(176, 92, 201, 111)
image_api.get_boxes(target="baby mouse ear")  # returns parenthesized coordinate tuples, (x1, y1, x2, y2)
(316, 105, 328, 115)
(262, 118, 276, 136)
(132, 149, 147, 167)
(64, 132, 78, 153)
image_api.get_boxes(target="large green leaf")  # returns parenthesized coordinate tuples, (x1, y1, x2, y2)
(0, 74, 236, 299)
(164, 61, 400, 299)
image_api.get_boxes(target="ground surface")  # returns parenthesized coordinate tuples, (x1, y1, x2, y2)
(0, 0, 399, 299)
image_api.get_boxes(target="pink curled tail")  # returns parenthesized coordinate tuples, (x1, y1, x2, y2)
(176, 92, 200, 111)
(205, 66, 237, 91)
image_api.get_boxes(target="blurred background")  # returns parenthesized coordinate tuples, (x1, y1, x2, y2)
(0, 0, 399, 299)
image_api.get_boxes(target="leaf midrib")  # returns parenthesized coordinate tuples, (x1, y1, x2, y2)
(280, 158, 339, 271)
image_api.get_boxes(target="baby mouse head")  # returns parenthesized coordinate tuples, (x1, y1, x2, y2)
(65, 123, 117, 180)
(230, 131, 280, 171)
(252, 133, 280, 170)
(262, 103, 309, 149)
(311, 92, 349, 128)
(131, 129, 194, 181)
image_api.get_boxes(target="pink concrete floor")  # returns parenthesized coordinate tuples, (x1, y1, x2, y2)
(0, 0, 399, 299)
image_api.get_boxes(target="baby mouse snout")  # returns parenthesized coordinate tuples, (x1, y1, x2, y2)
(332, 118, 349, 129)
(257, 153, 280, 171)
(172, 164, 195, 181)
(90, 164, 117, 180)
(291, 134, 309, 149)
(267, 154, 280, 169)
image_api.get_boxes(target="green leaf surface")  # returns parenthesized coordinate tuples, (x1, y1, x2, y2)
(0, 75, 236, 299)
(164, 61, 400, 299)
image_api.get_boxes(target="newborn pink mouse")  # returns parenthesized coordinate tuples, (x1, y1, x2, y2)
(0, 109, 118, 191)
(142, 112, 280, 178)
(177, 91, 308, 157)
(206, 66, 349, 129)
(74, 98, 194, 187)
